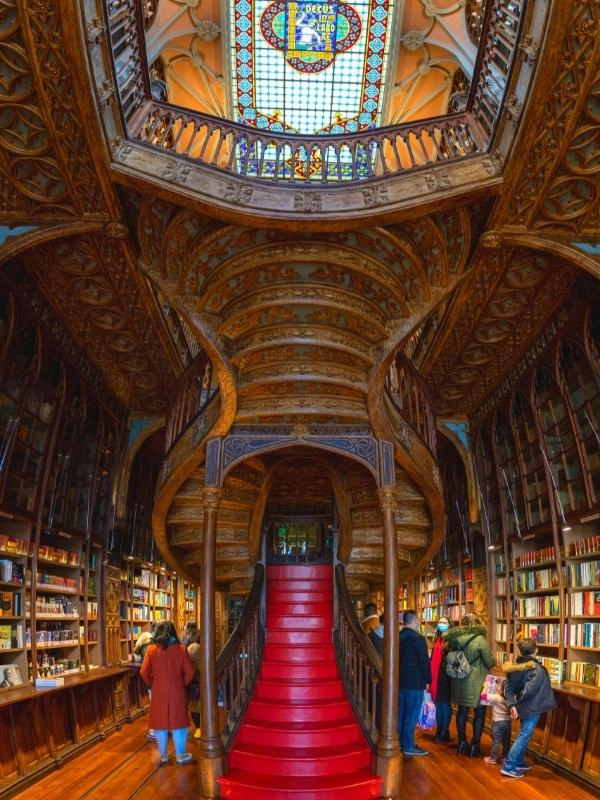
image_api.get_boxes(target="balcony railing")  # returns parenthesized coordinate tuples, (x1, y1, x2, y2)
(103, 0, 528, 185)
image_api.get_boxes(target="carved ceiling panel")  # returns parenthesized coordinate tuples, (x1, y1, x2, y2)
(21, 235, 180, 411)
(423, 250, 580, 415)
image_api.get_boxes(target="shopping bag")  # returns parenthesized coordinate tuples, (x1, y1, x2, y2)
(417, 699, 436, 729)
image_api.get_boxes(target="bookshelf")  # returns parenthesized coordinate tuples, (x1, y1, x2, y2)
(119, 558, 178, 662)
(0, 516, 29, 688)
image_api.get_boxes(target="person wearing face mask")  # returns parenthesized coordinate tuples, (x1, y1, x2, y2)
(429, 617, 452, 742)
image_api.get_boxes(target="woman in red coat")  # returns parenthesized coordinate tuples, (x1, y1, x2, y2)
(140, 620, 195, 765)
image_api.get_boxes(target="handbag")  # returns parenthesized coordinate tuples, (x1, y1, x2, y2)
(445, 633, 479, 679)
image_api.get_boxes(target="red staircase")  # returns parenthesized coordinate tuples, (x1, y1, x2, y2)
(218, 564, 382, 800)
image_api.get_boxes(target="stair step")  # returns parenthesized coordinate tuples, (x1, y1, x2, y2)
(267, 565, 333, 580)
(238, 719, 363, 748)
(247, 698, 353, 723)
(228, 743, 371, 777)
(261, 660, 338, 680)
(266, 629, 332, 646)
(263, 643, 335, 661)
(255, 678, 344, 702)
(267, 601, 332, 617)
(267, 616, 326, 630)
(218, 769, 382, 800)
(267, 590, 330, 604)
(268, 579, 332, 593)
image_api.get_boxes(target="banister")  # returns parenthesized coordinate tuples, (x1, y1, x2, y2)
(385, 352, 437, 454)
(333, 563, 382, 748)
(216, 563, 265, 748)
(164, 349, 216, 454)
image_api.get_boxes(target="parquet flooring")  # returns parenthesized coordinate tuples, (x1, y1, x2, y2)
(9, 716, 599, 800)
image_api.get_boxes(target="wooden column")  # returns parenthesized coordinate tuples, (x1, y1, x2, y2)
(199, 486, 223, 800)
(376, 487, 401, 798)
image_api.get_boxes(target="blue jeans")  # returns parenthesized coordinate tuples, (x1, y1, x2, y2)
(398, 688, 424, 751)
(155, 727, 189, 757)
(435, 702, 452, 738)
(504, 715, 540, 771)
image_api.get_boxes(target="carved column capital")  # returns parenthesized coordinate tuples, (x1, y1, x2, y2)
(202, 487, 222, 511)
(379, 488, 397, 513)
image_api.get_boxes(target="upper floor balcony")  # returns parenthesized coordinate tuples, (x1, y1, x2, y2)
(85, 0, 549, 224)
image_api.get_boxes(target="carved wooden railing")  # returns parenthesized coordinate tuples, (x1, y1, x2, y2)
(102, 0, 529, 185)
(105, 0, 148, 123)
(216, 563, 265, 747)
(333, 563, 382, 747)
(164, 350, 215, 453)
(385, 352, 437, 454)
(132, 105, 482, 182)
(471, 0, 527, 137)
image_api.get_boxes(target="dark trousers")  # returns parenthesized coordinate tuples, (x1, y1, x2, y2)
(435, 702, 452, 738)
(456, 704, 486, 744)
(490, 718, 511, 757)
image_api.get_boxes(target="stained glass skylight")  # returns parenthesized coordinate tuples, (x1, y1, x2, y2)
(229, 0, 396, 135)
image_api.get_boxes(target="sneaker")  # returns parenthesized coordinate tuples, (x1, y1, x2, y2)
(515, 765, 532, 773)
(500, 767, 524, 779)
(159, 755, 169, 765)
(176, 753, 193, 765)
(193, 728, 201, 739)
(147, 731, 156, 741)
(483, 756, 499, 765)
(403, 748, 429, 756)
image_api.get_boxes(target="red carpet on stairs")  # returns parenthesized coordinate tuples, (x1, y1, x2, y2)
(218, 564, 383, 800)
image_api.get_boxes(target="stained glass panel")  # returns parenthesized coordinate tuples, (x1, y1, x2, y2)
(230, 0, 396, 136)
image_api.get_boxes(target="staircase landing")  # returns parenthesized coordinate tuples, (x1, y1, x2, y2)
(218, 564, 382, 800)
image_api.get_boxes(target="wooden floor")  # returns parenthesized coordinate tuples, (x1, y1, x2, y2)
(10, 716, 598, 800)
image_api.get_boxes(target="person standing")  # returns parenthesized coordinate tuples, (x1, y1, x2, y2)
(429, 616, 452, 742)
(444, 612, 494, 757)
(361, 602, 380, 635)
(481, 678, 511, 764)
(141, 620, 195, 765)
(500, 638, 556, 778)
(398, 609, 432, 756)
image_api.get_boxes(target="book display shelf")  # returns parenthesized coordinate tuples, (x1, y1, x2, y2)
(184, 580, 199, 625)
(417, 559, 475, 647)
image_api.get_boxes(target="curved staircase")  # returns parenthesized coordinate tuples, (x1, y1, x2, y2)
(218, 564, 382, 800)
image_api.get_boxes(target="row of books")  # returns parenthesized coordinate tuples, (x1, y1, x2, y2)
(423, 592, 438, 606)
(515, 569, 559, 592)
(570, 590, 600, 617)
(518, 623, 560, 645)
(495, 623, 507, 641)
(567, 660, 600, 686)
(0, 623, 23, 649)
(566, 560, 600, 588)
(31, 572, 77, 591)
(567, 622, 600, 649)
(567, 534, 600, 558)
(495, 599, 508, 618)
(0, 591, 22, 617)
(514, 545, 557, 568)
(37, 545, 79, 566)
(514, 595, 560, 617)
(440, 604, 465, 621)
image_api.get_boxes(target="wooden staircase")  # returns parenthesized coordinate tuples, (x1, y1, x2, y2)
(218, 564, 382, 800)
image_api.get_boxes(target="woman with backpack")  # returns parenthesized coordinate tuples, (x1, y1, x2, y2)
(444, 613, 494, 757)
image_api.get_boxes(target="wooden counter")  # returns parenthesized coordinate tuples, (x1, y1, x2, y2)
(0, 665, 149, 798)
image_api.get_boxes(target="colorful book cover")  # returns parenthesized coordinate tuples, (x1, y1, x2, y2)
(480, 673, 504, 704)
(0, 663, 22, 687)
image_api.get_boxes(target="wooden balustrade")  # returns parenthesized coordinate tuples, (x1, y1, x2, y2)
(133, 105, 482, 183)
(386, 353, 437, 453)
(471, 0, 527, 136)
(333, 564, 382, 747)
(216, 564, 265, 747)
(103, 0, 530, 186)
(164, 350, 214, 453)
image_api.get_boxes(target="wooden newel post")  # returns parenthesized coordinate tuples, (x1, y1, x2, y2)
(199, 486, 223, 799)
(376, 487, 401, 798)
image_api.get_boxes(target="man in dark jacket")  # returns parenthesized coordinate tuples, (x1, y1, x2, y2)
(500, 637, 557, 778)
(398, 610, 432, 756)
